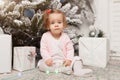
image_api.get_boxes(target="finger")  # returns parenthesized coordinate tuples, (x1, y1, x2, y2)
(64, 62, 68, 67)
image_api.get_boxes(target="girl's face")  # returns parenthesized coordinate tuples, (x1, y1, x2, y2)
(48, 13, 64, 38)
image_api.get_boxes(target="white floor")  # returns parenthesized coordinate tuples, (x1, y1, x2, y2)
(0, 70, 19, 78)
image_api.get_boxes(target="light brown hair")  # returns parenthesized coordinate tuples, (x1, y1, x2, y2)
(43, 9, 67, 30)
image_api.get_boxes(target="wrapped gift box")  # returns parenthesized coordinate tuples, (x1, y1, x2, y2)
(13, 47, 36, 71)
(79, 37, 109, 68)
(0, 34, 12, 73)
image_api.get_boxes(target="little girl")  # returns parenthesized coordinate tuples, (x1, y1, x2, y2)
(37, 9, 92, 76)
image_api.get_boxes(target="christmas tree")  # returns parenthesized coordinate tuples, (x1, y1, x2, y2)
(0, 0, 95, 55)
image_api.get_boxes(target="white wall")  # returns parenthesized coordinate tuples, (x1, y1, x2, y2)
(94, 0, 109, 37)
(109, 0, 120, 60)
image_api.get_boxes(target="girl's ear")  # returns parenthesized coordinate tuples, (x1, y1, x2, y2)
(63, 24, 67, 28)
(63, 26, 66, 29)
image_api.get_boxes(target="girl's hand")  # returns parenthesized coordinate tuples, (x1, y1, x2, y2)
(63, 59, 72, 67)
(45, 58, 53, 66)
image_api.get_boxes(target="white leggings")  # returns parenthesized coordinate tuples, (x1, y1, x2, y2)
(37, 56, 82, 72)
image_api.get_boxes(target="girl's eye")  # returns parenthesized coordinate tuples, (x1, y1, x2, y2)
(58, 22, 62, 24)
(51, 22, 55, 24)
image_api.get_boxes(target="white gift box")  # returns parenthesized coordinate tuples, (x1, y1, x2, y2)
(0, 34, 12, 73)
(13, 47, 36, 71)
(79, 37, 109, 68)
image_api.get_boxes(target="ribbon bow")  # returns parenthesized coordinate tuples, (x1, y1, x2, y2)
(46, 9, 52, 14)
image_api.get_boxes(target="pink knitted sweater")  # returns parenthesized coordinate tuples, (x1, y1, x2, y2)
(40, 32, 74, 61)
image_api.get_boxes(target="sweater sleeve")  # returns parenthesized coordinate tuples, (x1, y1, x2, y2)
(40, 33, 51, 61)
(65, 34, 74, 61)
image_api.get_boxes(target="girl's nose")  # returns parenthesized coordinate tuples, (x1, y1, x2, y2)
(55, 24, 58, 27)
